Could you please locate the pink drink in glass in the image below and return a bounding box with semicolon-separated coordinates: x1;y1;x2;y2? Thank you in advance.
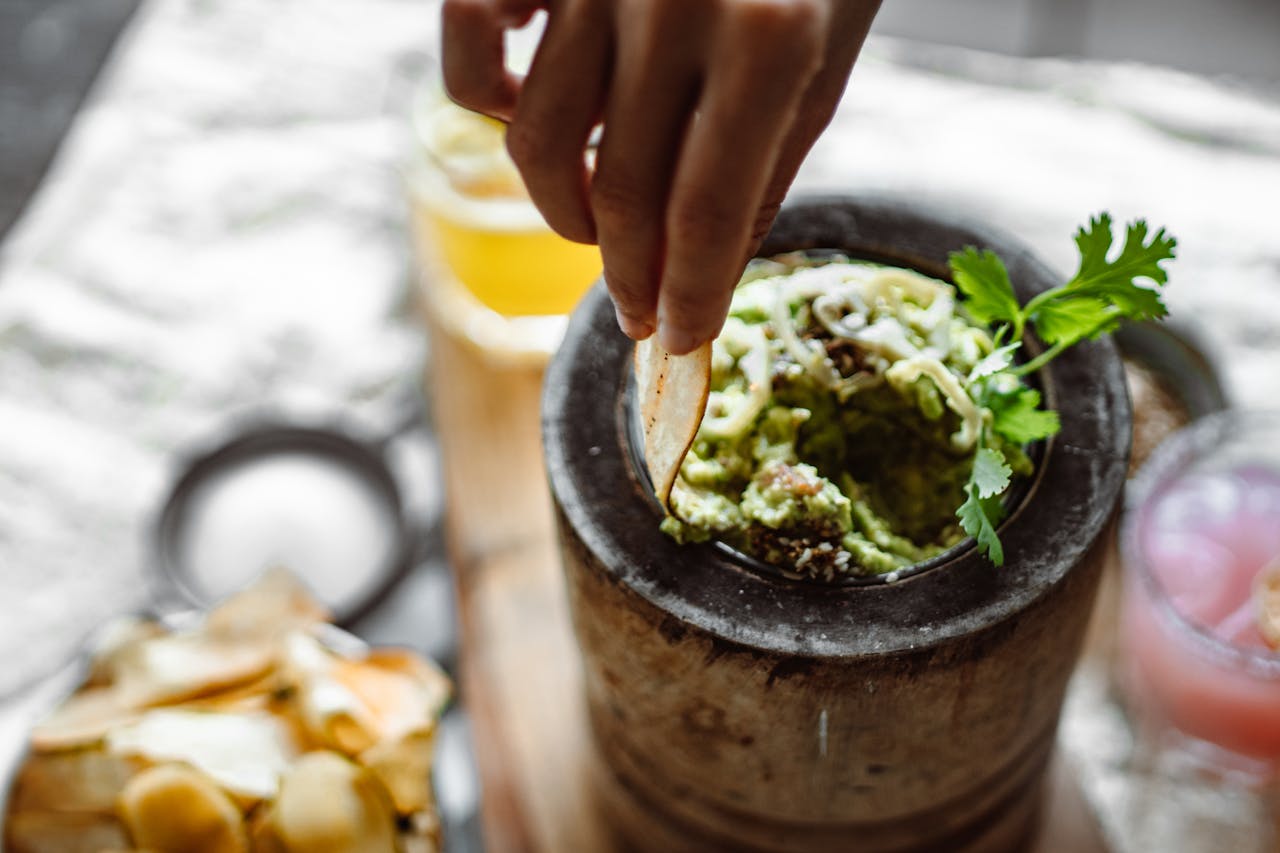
1122;425;1280;776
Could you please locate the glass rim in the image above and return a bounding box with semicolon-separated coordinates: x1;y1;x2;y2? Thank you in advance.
408;66;600;188
1121;408;1280;677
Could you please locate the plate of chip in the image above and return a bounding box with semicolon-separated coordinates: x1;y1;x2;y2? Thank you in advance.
1;570;467;853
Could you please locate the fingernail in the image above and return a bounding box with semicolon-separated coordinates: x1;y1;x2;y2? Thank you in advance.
657;322;702;355
615;306;654;340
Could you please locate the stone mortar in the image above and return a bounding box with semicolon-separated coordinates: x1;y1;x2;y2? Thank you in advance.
543;195;1131;852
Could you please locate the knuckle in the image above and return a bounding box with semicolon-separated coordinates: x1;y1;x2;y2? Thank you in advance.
784;0;825;31
503;120;545;172
441;76;476;110
629;0;681;26
796;96;839;137
442;0;492;27
721;0;825;86
669;200;737;248
733;0;824;39
663;281;725;322
605;268;657;314
590;172;653;232
749;199;782;244
443;80;493;115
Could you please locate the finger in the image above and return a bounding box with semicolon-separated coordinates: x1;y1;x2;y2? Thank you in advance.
506;0;612;244
590;0;711;340
656;0;826;354
748;0;882;258
441;0;542;121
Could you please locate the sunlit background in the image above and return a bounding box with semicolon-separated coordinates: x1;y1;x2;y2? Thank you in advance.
880;0;1280;80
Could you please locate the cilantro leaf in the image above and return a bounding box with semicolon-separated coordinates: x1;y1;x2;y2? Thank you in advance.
1008;213;1176;378
1071;213;1118;275
949;247;1021;328
987;386;1061;444
1032;298;1120;346
958;445;1013;565
1073;215;1176;288
1057;214;1175;321
969;343;1020;382
948;212;1176;568
958;485;1005;566
971;447;1012;498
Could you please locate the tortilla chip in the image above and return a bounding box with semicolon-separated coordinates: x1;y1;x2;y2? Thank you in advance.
204;568;329;643
399;810;444;853
1255;561;1280;649
363;650;452;718
112;634;275;708
9;748;145;814
85;617;165;688
107;709;299;801
359;729;437;815
182;672;282;714
33;644;278;753
30;687;140;752
283;634;450;756
118;764;249;853
246;805;289;853
4;811;130;853
634;338;712;508
271;752;398;853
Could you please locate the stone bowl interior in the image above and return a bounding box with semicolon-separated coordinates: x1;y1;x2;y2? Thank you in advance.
618;325;1045;590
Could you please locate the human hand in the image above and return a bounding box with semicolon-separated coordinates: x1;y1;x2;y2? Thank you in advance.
442;0;881;354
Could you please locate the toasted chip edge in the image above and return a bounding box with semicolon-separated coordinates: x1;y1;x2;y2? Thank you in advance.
634;338;712;510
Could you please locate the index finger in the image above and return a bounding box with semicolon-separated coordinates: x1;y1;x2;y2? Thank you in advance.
656;1;825;354
749;0;880;257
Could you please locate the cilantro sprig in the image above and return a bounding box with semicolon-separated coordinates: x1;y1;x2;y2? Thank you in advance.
949;213;1176;565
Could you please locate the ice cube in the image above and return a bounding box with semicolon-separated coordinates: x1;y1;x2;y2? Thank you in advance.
1142;532;1239;627
1214;598;1271;650
1147;473;1243;537
1208;509;1280;576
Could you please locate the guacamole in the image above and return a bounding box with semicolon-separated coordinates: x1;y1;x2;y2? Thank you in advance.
660;255;1032;579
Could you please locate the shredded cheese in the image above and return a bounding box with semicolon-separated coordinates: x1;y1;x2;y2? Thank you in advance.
699;326;772;440
885;356;982;451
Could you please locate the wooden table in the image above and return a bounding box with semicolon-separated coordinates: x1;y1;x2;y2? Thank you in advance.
423;302;1109;853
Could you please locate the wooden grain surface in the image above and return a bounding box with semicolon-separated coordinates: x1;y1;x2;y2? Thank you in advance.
423;306;1109;853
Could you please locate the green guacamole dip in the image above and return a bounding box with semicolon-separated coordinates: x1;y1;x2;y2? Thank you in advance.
660;254;1032;580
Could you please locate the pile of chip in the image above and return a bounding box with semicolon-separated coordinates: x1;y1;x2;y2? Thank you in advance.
4;570;451;853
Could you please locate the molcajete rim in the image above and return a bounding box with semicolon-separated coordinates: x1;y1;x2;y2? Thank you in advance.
544;194;1131;658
